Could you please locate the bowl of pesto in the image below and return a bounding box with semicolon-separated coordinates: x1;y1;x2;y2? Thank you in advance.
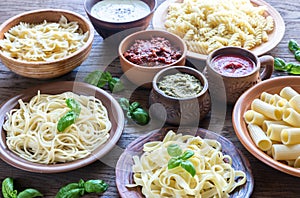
149;66;211;125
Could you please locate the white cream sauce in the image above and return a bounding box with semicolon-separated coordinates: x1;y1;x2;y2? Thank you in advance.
91;0;151;23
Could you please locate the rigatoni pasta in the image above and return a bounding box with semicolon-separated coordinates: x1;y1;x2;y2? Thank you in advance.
244;86;300;168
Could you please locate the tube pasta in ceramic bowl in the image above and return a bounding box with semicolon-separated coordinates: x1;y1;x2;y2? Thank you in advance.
233;77;300;177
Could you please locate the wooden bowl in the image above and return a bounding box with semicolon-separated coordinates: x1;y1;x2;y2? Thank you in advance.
84;0;157;39
0;81;124;173
0;9;94;79
233;76;300;177
118;30;187;88
149;66;211;125
115;127;254;197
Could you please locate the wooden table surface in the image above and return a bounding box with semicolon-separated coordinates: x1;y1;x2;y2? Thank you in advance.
0;0;299;197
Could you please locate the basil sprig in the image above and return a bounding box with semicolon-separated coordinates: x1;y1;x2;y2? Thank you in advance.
57;98;81;132
85;70;124;92
1;177;42;198
167;144;196;177
55;179;108;198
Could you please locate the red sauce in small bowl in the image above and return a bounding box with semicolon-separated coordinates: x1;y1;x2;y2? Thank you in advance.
211;54;255;76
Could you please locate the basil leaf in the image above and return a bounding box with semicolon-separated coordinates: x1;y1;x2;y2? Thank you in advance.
130;108;150;125
66;98;81;116
167;158;181;169
84;180;108;193
84;71;103;86
57;111;77;132
129;102;140;112
288;39;300;53
56;188;84;198
119;98;130;111
180;160;196;177
17;189;42;198
295;50;300;62
2;178;17;198
100;71;112;82
55;183;81;198
167;144;182;157
180;150;194;160
108;77;124;92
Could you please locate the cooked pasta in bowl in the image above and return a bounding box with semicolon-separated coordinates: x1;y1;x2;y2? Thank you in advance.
0;81;124;173
0;9;94;79
233;76;300;177
116;127;254;198
152;0;285;60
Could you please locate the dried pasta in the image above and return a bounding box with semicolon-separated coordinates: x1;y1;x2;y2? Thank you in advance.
128;130;246;198
0;16;89;61
164;0;275;54
243;86;300;168
3;91;111;164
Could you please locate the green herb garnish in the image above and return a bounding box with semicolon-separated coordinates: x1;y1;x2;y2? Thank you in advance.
85;70;124;92
167;144;196;177
119;98;150;125
57;98;81;132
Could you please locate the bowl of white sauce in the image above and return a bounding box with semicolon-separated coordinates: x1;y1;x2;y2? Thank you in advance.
84;0;157;39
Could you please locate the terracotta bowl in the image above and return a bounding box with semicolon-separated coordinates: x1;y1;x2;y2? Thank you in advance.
149;66;211;125
119;30;187;88
84;0;157;39
115;127;254;198
0;9;94;79
233;76;300;177
0;81;124;173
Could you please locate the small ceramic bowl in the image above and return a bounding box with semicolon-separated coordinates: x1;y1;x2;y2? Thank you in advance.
0;81;124;173
0;9;94;79
233;76;300;177
84;0;157;39
119;30;187;88
149;66;211;125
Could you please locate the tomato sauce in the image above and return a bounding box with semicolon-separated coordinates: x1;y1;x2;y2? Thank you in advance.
211;54;255;76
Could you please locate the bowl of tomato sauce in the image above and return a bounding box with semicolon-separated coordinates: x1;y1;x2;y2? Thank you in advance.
118;30;187;88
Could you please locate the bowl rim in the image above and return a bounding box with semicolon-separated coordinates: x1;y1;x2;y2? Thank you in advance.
0;81;124;173
118;29;187;70
152;65;209;100
233;76;300;177
83;0;158;25
0;8;94;64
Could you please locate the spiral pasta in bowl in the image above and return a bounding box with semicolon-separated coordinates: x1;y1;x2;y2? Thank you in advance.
152;0;285;60
116;127;254;198
233;76;300;177
0;81;124;173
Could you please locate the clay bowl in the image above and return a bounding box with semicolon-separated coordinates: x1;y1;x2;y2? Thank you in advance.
149;66;211;125
233;76;300;177
0;9;94;79
119;30;187;88
84;0;157;39
0;81;124;173
115;127;254;198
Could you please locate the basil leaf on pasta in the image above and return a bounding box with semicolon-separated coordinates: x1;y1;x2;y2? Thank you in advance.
167;144;182;157
180;160;196;177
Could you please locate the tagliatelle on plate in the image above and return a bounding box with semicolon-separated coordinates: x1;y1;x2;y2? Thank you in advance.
0;15;89;62
128;130;247;198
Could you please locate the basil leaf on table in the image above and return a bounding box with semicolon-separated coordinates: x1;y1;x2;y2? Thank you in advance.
108;77;124;92
288;39;300;53
17;189;43;198
2;178;17;198
84;180;108;193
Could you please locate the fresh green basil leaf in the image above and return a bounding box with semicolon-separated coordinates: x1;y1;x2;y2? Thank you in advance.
56;188;84;198
17;189;43;198
180;150;194;160
66;98;81;116
108;77;124;92
129;102;140;112
119;98;130;111
57;111;77;132
100;71;112;82
84;180;108;193
2;178;17;198
84;71;103;86
288;39;300;53
167;158;181;169
55;183;81;198
295;50;300;62
130;108;150;125
180;160;196;177
167;144;182;157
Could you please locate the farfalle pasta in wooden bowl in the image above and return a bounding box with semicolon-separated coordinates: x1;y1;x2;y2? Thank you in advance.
116;127;254;198
233;76;300;177
152;0;285;60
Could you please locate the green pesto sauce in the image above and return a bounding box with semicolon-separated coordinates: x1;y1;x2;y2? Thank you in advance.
157;73;203;98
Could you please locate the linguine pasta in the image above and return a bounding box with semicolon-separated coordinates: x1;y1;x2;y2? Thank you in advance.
129;130;246;198
3;91;111;164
